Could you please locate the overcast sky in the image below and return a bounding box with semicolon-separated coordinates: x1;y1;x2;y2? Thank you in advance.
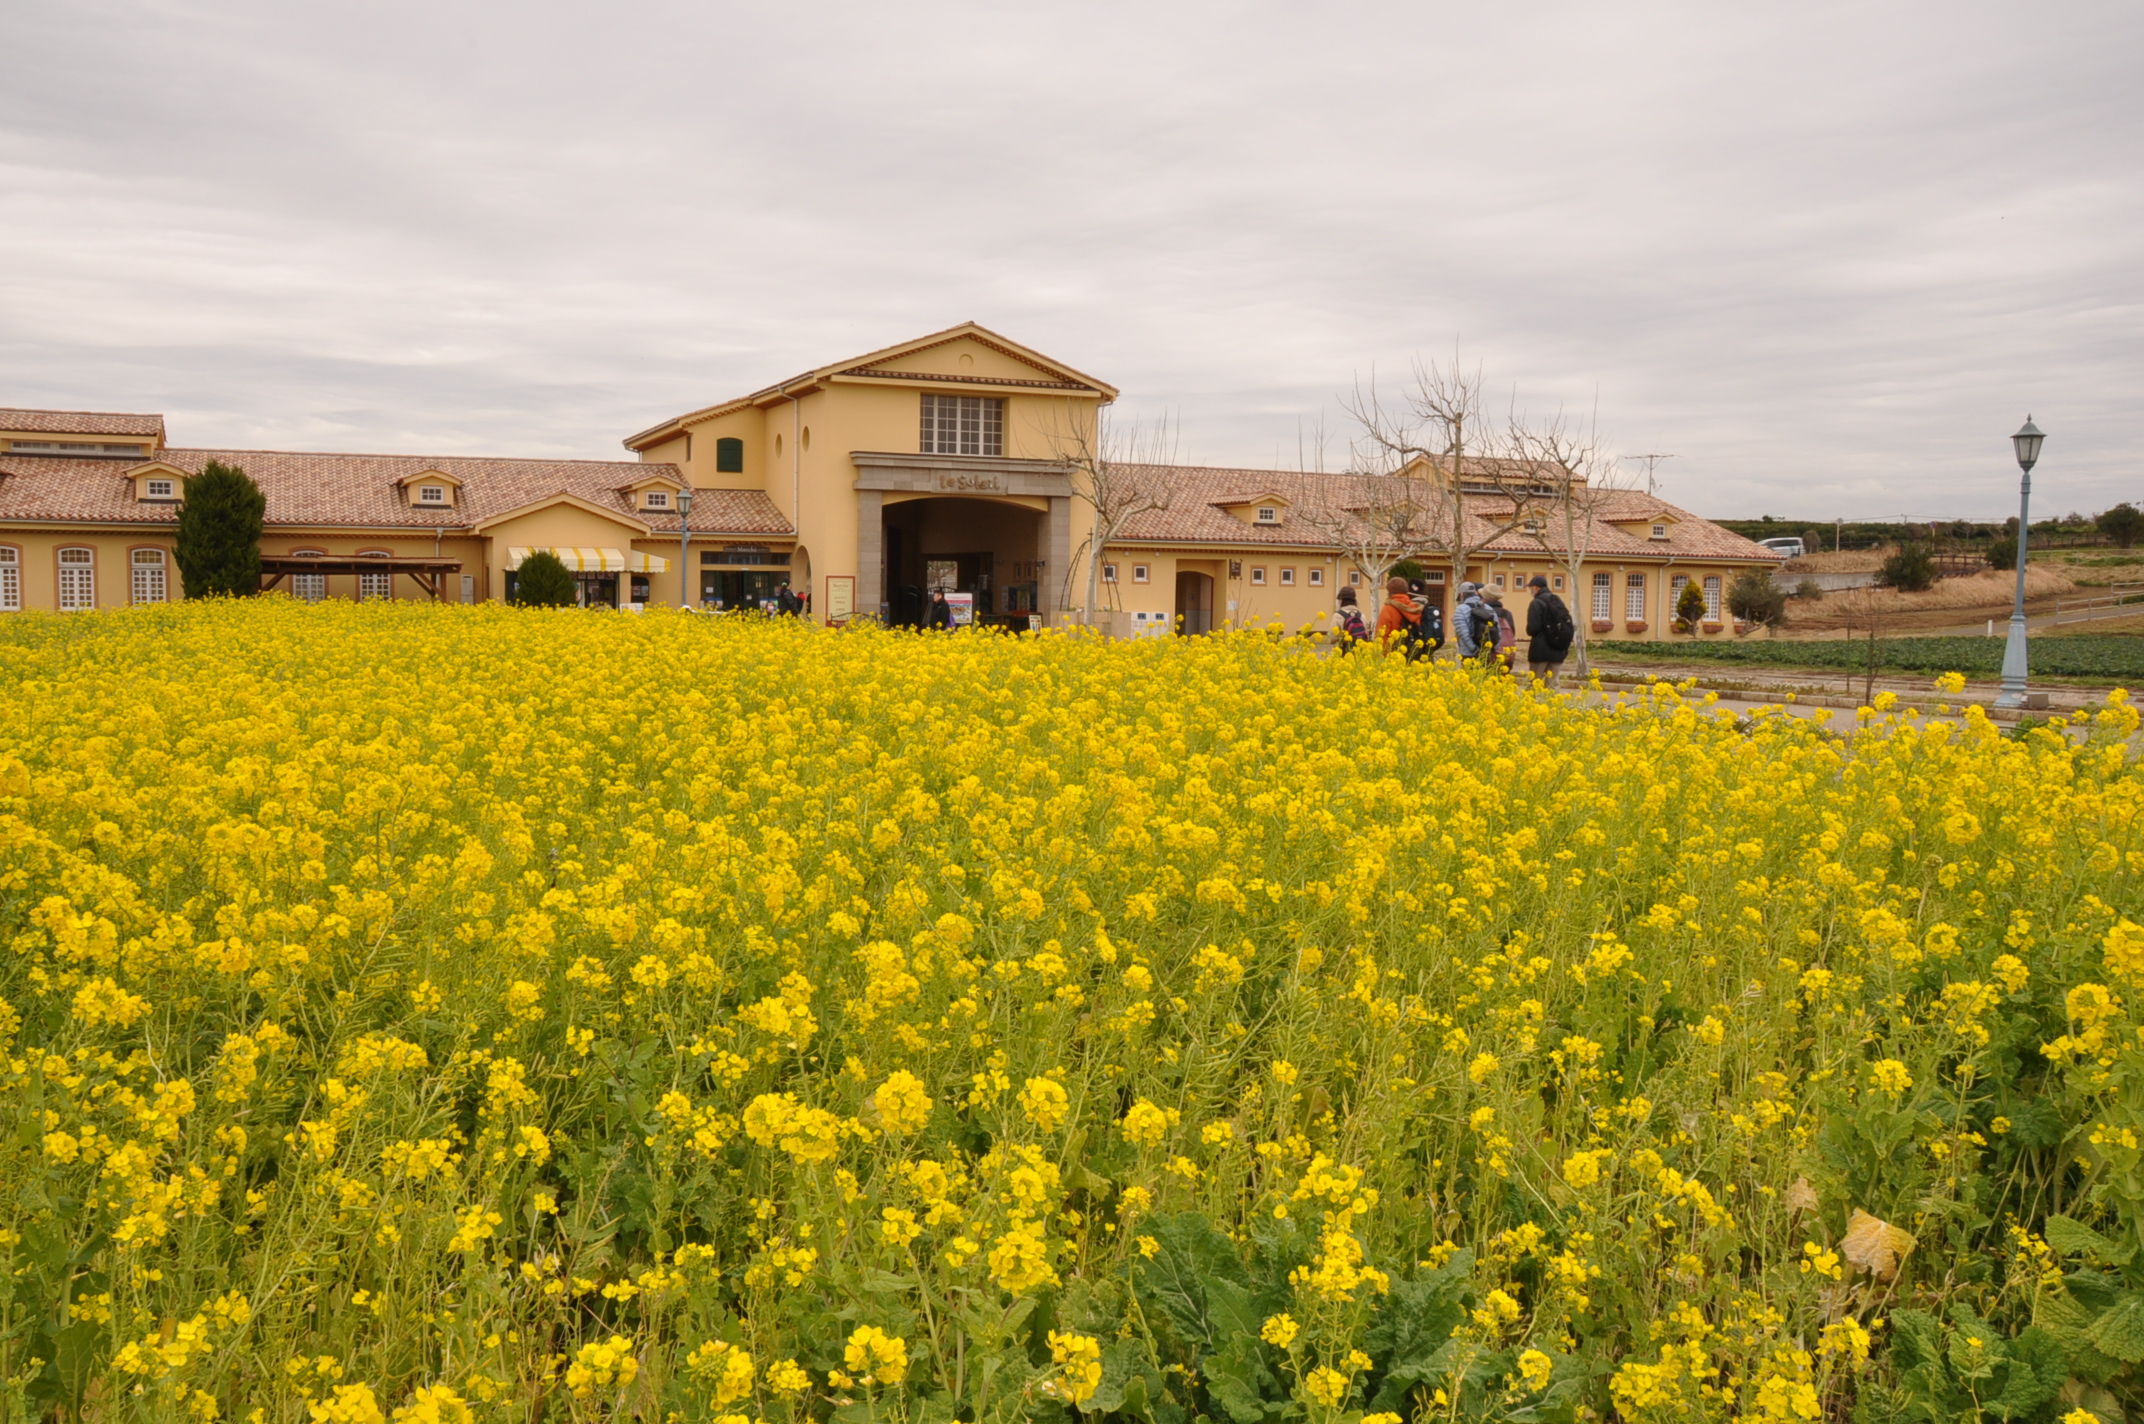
4;1;2139;519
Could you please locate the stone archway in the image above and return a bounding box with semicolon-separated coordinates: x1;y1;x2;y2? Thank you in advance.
852;453;1074;627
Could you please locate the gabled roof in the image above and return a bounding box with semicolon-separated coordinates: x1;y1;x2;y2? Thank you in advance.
472;491;650;535
1101;463;1783;563
394;468;464;488
1212;490;1293;509
623;322;1118;450
0;408;165;438
0;446;793;535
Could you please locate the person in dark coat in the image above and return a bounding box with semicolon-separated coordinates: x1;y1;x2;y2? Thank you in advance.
927;590;953;630
1522;574;1575;685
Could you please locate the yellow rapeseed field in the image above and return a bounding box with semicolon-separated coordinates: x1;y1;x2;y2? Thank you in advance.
3;600;2142;1424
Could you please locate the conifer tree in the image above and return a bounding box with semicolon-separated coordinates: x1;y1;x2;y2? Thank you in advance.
513;551;578;607
175;460;266;598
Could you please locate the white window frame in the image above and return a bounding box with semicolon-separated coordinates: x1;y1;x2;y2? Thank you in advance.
0;546;18;611
1349;570;1362;586
1626;573;1646;621
1101;562;1118;584
644;490;671;510
145;478;174;500
1280;567;1295;586
1592;570;1612;621
918;394;1004;456
1308;567;1324;587
1255;507;1278;524
1553;574;1564;591
1704;575;1723;621
1132;564;1150;584
57;547;94;611
130;547;168;605
1651;523;1667;540
358;552;392;603
1250;566;1267;586
292;549;327;603
418;484;447;505
1425;569;1446;584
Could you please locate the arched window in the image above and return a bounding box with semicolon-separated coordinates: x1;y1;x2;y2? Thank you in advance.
0;546;18;612
131;547;169;605
291;549;327;603
358;551;392;602
57;547;94;611
715;437;744;473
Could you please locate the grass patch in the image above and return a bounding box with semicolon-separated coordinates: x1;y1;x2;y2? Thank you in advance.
1590;634;2144;680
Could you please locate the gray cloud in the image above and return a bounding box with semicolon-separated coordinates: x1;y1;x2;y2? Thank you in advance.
2;0;2138;517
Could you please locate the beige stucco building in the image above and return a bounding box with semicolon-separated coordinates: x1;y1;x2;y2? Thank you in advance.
0;323;1781;638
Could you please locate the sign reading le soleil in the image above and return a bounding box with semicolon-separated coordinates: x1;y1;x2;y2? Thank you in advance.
934;471;1006;494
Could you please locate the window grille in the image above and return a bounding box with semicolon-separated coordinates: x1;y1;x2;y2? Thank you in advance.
58;548;93;611
146;479;174;499
1626;573;1645;621
645;490;670;509
919;395;1004;456
359;553;391;603
0;547;17;611
1592;571;1612;620
418;485;446;504
131;548;166;604
1704;576;1722;620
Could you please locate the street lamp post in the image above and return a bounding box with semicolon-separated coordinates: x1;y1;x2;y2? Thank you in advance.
677;486;695;609
1993;416;2045;709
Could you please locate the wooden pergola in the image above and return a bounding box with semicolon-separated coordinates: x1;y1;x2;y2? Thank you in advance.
259;555;465;601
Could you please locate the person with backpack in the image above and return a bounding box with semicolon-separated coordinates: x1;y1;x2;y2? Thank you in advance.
1486;593;1518;673
1334;586;1370;654
1374;576;1422;656
1523;574;1575;686
1454;582;1497;662
1406;580;1445;660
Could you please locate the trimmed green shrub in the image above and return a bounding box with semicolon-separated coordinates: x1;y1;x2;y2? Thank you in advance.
513;551;577;607
1674;579;1707;631
175;460;265;598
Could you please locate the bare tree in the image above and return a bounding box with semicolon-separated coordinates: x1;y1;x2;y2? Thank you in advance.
1045;403;1179;627
1294;468;1441;619
1499;404;1627;678
1343;352;1526;601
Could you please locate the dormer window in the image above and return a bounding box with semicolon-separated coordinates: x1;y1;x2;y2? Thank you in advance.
1650;523;1668;540
1256;507;1279;524
645;490;671;510
146;478;174;500
418;485;446;505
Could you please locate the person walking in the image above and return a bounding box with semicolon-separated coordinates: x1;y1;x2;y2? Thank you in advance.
1334;586;1370;654
1454;581;1497;662
1375;576;1422;655
1522;574;1575;686
1486;592;1518;673
1407;580;1446;659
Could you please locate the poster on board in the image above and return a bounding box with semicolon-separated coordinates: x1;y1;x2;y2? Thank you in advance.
945;592;974;627
824;575;855;625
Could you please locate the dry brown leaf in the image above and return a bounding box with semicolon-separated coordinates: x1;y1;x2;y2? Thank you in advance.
1785;1177;1819;1216
1840;1207;1916;1281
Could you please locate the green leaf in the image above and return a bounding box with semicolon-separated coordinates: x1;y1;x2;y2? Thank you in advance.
2084;1294;2144;1363
2046;1214;2134;1265
1134;1213;1249;1353
1202;1336;1280;1424
1988;1326;2065;1421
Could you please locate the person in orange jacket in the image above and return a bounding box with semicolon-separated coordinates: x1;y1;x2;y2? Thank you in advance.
1375;576;1421;654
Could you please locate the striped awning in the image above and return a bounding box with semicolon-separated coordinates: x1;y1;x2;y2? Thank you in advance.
507;547;670;574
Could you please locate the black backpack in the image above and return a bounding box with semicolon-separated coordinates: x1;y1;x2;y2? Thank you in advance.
1405;603;1443;660
1542;594;1574;648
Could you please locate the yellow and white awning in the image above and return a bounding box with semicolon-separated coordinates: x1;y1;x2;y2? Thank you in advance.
507;547;670;574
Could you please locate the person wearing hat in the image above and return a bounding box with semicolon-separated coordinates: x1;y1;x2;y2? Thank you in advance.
1453;581;1496;661
1522;573;1575;685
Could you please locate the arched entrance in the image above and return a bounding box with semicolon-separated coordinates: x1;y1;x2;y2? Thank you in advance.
1175;570;1213;635
880;496;1045;629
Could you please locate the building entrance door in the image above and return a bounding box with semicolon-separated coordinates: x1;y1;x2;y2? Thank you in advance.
576;574;618;607
705;569;782;611
1175;571;1213;635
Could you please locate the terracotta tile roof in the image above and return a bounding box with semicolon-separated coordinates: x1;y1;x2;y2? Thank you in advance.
0;446;792;536
0;408;165;438
1105;463;1781;564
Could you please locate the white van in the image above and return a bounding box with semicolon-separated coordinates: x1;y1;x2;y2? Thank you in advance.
1758;537;1805;559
